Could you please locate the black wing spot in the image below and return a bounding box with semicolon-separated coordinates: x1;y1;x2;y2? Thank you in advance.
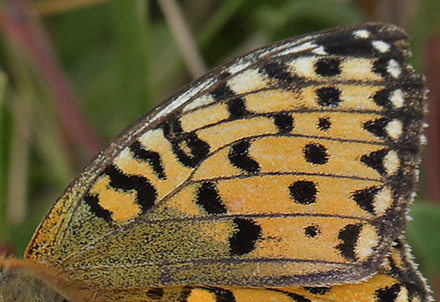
179;287;194;301
336;224;362;261
204;287;236;302
84;194;113;222
146;288;164;299
260;62;294;82
211;82;236;100
303;143;329;165
304;225;320;238
179;286;236;302
375;283;401;302
230;218;262;256
315;87;342;107
196;182;227;215
373;88;393;109
103;165;157;214
361;149;389;175
273;112;294;133
317;117;331;131
352;186;382;214
373;58;390;77
129;142;166;180
303;287;331;295
289;180;317;205
315;33;375;56
363;118;389;138
162;118;210;168
228;141;260;173
286;292;312;302
373;57;402;78
227;97;250;119
314;58;341;76
261;62;286;78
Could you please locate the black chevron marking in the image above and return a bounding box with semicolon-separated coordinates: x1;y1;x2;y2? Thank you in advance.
129;141;166;180
161;118;210;168
228;141;260;173
103;165;157;214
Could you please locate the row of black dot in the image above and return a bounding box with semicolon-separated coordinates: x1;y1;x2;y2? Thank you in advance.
197;178;386;212
272;109;405;142
258;60;346;107
272;113;331;133
205;59;411;147
227;140;330;175
305;222;367;262
257;56;407;110
229;135;398;178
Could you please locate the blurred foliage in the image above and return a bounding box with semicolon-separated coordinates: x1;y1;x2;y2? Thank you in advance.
408;204;440;276
0;0;439;299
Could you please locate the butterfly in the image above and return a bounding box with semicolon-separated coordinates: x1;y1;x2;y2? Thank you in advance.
0;23;431;302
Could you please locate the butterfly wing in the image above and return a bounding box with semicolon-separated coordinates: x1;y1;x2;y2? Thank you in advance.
25;23;427;291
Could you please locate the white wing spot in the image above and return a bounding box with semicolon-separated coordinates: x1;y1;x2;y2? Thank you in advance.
420;134;427;145
372;40;391;53
390;89;405;108
311;45;327;55
396;287;409;302
374;187;393;216
183;94;216;112
384;150;400;175
288;57;316;78
386;119;403;140
355;224;379;261
387;59;401;78
114;148;133;168
227;69;267;94
354;29;371;39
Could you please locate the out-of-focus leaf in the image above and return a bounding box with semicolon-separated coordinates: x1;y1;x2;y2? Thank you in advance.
407;202;440;275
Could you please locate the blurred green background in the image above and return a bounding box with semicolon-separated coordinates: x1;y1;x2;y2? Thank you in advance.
0;0;439;300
